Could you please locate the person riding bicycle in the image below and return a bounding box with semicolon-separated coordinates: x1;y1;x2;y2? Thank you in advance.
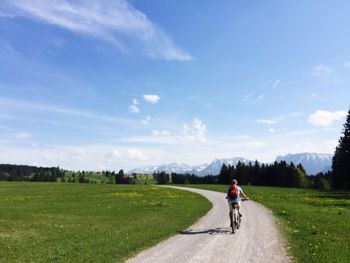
226;179;249;228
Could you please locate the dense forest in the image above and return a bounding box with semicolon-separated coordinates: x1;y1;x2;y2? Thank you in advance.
0;164;63;182
0;164;130;184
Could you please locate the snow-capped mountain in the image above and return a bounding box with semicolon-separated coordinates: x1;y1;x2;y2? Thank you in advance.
128;153;333;176
196;157;252;176
128;162;195;175
276;153;333;175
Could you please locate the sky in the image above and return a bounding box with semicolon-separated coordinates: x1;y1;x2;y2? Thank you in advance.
0;0;349;171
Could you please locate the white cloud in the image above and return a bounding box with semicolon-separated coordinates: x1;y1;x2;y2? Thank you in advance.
308;110;347;127
268;128;275;133
179;118;206;142
129;104;140;114
141;115;151;124
152;130;171;136
129;98;140;113
3;0;192;61
143;94;160;104
311;64;333;78
257;119;276;125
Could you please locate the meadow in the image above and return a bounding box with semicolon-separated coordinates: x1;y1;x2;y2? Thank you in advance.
0;182;211;262
181;184;350;263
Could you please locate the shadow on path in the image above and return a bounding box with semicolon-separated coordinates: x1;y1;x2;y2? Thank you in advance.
178;227;231;235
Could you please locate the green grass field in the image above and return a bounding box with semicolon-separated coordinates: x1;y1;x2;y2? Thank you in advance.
180;184;350;263
0;182;211;262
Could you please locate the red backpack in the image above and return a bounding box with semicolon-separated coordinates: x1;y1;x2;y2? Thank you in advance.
228;185;239;199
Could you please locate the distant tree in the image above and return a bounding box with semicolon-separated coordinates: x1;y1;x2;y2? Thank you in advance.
218;164;229;184
0;172;10;181
332;108;350;189
156;171;168;184
251;160;260;184
115;169;126;184
79;174;86;183
294;165;308;188
297;164;306;176
313;174;331;190
109;176;115;184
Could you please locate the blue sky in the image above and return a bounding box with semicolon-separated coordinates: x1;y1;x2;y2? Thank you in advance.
0;0;349;171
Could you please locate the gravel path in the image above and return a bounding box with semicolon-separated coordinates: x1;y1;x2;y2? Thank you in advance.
127;186;291;263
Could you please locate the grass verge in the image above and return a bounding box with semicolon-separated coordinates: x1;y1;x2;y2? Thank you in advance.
177;184;350;263
0;182;211;262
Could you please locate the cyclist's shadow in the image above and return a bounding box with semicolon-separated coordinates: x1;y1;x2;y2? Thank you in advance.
178;227;232;235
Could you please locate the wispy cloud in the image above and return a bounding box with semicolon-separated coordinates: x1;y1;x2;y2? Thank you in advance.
143;94;160;104
14;132;32;140
0;125;33;141
0;96;133;125
0;11;15;18
271;79;281;88
286;127;337;136
152;130;171;137
0;40;21;58
0;125;18;132
0;113;16;120
178;118;206;142
2;0;192;61
309;110;347;127
310;64;333;78
141;115;151;125
243;79;286;103
256;112;302;126
257;119;276;125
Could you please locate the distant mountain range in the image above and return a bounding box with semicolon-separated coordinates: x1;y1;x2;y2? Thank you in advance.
128;153;333;176
276;153;333;175
127;157;251;176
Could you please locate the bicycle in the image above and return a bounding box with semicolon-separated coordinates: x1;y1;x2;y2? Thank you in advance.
230;198;248;234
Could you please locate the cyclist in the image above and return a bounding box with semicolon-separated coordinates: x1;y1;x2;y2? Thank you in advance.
226;179;249;228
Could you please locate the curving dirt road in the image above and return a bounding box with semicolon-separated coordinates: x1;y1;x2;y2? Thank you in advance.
127;186;291;263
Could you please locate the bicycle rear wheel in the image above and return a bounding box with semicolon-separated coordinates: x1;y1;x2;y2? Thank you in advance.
237;216;241;229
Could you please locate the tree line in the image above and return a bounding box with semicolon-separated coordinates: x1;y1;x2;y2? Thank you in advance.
0;164;63;182
155;160;312;188
0;164;133;184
